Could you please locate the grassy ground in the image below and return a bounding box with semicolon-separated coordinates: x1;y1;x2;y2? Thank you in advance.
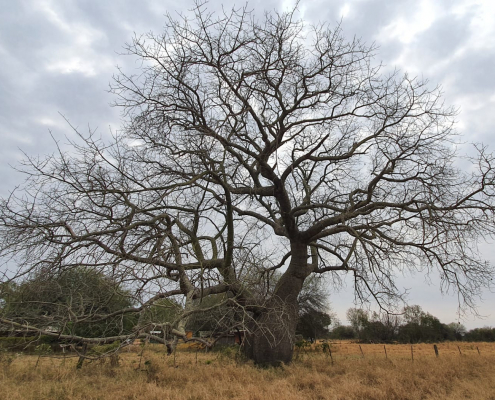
1;342;494;399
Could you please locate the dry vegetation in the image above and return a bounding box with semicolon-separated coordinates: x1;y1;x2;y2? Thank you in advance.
1;342;494;400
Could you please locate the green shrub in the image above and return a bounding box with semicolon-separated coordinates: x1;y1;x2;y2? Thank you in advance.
214;345;238;360
295;340;311;350
35;343;53;355
90;341;121;355
0;335;61;352
0;336;38;351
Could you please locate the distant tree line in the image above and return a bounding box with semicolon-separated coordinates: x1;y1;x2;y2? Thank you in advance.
2;268;492;346
329;305;495;343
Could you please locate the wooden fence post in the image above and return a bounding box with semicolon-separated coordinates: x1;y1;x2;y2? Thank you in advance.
410;345;414;362
328;346;334;365
457;346;462;356
477;346;481;356
433;344;439;357
76;343;88;370
359;345;365;358
384;345;387;359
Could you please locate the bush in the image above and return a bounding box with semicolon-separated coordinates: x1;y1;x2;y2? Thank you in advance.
90;341;121;355
464;327;495;342
0;336;40;352
35;343;53;355
0;335;63;352
212;345;238;360
330;326;356;340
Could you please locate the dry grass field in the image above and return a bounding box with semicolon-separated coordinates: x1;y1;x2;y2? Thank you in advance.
1;341;494;400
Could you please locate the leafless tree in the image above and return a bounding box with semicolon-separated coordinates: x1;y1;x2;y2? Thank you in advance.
1;3;495;365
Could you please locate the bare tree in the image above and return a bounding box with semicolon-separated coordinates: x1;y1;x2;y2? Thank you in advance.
1;4;495;365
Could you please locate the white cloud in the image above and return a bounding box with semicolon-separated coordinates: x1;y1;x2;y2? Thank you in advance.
377;0;438;45
46;57;98;77
33;0;113;77
464;1;495;50
37;117;65;128
340;3;351;18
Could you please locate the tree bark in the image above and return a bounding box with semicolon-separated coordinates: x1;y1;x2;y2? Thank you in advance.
76;343;88;370
243;296;298;366
243;241;311;366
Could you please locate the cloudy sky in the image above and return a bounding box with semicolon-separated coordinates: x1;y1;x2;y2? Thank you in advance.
1;0;494;328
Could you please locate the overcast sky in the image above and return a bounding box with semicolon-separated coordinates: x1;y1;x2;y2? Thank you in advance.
1;0;494;328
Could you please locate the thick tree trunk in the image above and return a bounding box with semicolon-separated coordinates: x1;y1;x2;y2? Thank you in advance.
243;241;311;366
243;297;299;365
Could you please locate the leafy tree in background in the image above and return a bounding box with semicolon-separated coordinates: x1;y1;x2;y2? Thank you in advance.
397;306;452;343
296;309;332;342
1;267;135;338
296;276;334;341
329;325;356;340
402;305;424;325
1;4;495;365
346;308;370;340
464;327;495;342
446;322;467;341
185;293;243;335
142;298;183;337
361;312;400;342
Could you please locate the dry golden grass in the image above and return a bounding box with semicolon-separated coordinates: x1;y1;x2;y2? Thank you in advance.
1;342;494;400
327;341;492;359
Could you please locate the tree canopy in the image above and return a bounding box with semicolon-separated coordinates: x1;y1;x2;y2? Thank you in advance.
1;4;495;365
1;267;135;338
